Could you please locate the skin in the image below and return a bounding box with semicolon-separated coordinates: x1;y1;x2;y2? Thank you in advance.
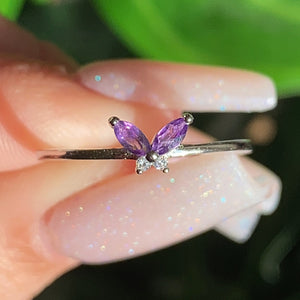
0;16;281;299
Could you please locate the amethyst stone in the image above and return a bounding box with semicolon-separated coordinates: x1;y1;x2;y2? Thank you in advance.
151;118;188;155
114;120;151;156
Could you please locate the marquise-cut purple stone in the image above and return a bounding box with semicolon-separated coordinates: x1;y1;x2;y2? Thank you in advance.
114;120;151;156
151;118;188;155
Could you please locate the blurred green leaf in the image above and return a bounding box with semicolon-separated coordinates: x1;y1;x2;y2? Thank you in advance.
93;0;300;96
30;0;52;5
0;0;25;20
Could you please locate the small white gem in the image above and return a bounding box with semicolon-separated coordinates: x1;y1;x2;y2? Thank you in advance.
153;156;168;170
136;156;151;173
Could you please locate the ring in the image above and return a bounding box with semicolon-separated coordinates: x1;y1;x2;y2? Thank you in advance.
38;113;252;174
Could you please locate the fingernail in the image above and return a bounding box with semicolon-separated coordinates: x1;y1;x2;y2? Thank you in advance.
78;60;277;112
41;154;269;264
214;157;281;242
240;157;282;215
215;210;261;243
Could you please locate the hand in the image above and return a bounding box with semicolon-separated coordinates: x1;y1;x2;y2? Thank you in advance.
0;16;281;299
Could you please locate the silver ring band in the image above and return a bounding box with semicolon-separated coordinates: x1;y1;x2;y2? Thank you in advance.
37;139;252;160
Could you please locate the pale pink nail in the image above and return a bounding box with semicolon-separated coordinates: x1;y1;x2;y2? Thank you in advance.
241;158;282;215
41;153;278;264
215;210;261;243
215;189;280;243
214;157;281;242
78;60;277;112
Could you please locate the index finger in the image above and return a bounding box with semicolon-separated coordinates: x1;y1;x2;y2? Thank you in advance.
0;59;276;172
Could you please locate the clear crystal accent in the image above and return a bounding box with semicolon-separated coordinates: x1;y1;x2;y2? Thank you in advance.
136;155;169;173
153;156;168;170
136;156;151;173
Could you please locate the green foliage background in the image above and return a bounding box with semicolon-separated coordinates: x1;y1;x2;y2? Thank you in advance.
1;0;300;95
94;0;300;96
0;0;298;299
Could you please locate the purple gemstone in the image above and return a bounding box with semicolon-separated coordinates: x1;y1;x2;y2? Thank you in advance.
114;120;151;156
151;118;188;155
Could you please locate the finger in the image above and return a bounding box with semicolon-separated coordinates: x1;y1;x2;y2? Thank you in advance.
0;15;77;70
39;152;280;264
0;62;280;298
0;131;228;298
0;57;171;172
0;57;175;297
38;40;78;70
0;58;276;172
77;60;276;112
0;131;280;267
0;161;121;299
1;111;175;298
0;130;280;298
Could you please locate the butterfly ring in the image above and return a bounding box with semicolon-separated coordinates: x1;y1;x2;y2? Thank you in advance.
38;113;252;174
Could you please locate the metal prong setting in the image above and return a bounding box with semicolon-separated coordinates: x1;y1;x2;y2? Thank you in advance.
182;112;194;125
108;116;120;128
136;169;143;175
146;151;159;162
163;167;169;173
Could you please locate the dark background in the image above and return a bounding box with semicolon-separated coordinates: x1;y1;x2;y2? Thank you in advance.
17;1;299;299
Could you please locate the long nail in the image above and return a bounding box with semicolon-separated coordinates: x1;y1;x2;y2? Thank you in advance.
41;153;277;263
78;60;277;112
214;157;281;242
215;210;261;243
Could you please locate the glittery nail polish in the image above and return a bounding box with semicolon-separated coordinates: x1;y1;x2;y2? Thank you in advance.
78;60;277;112
41;154;276;263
